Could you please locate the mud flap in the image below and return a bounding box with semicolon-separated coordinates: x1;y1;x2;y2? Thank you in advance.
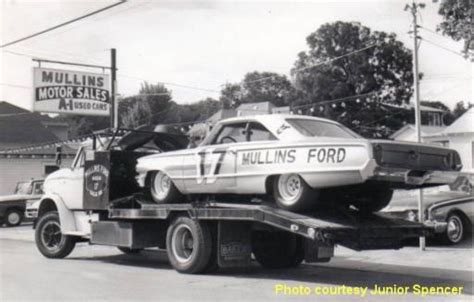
304;239;334;263
217;221;252;268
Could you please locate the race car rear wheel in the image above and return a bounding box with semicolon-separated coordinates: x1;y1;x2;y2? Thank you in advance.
272;174;315;212
150;171;182;204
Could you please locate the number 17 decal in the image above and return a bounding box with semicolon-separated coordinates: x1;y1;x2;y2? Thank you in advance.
196;148;228;184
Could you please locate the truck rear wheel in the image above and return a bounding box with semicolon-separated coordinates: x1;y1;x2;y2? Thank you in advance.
166;216;212;274
252;231;304;269
35;211;76;259
150;171;182;204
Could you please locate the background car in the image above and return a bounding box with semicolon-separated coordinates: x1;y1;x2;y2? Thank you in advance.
0;179;44;227
383;186;473;244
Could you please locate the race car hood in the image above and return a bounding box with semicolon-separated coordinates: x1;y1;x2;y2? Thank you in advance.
118;125;189;151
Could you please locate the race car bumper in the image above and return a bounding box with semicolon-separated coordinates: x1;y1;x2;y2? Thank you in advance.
371;167;462;186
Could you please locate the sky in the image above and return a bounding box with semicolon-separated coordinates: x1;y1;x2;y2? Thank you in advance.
1;0;472;111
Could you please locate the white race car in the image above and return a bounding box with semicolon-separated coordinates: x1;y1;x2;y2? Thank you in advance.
136;114;462;212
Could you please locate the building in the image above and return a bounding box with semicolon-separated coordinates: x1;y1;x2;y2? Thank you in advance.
424;108;474;173
0;101;75;194
188;102;290;141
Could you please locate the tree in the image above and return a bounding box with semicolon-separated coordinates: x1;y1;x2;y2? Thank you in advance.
452;100;473;119
220;72;298;108
292;21;415;137
437;0;473;58
118;82;173;127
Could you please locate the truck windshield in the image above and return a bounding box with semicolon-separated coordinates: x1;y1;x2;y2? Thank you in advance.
286;119;359;138
14;182;32;195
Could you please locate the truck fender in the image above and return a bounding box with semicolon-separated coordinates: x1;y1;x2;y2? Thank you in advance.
37;193;77;234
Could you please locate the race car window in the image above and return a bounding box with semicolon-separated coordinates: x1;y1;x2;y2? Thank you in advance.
248;122;277;141
286;119;359;138
212;123;248;144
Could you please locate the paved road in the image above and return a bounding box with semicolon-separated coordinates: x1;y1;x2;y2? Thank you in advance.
0;225;472;301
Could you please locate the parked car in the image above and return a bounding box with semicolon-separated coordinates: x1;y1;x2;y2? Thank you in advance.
136;114;462;213
0;179;44;227
383;189;473;244
427;195;473;244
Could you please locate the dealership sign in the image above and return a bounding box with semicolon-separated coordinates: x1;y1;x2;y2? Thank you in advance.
33;67;110;116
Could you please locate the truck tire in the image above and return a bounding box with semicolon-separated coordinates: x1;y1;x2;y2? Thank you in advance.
35;211;76;259
252;231;304;269
150;171;183;204
166;216;212;274
353;188;393;213
5;209;23;227
117;247;143;254
272;174;316;212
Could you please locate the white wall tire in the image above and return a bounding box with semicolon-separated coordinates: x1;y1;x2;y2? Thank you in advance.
166;216;212;274
444;213;466;244
150;171;182;204
272;174;316;212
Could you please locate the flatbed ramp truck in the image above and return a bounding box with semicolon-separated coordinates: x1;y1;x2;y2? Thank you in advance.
33;130;436;274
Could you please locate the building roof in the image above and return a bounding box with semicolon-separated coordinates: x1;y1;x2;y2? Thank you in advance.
0;102;62;149
390;124;446;140
237;101;275;113
206;109;237;124
439;108;474;135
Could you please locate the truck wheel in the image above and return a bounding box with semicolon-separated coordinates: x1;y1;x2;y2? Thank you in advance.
354;188;393;213
150;171;182;204
5;209;23;227
272;174;316;212
443;213;467;244
117;247;143;254
35;211;76;259
166;216;212;274
252;231;304;269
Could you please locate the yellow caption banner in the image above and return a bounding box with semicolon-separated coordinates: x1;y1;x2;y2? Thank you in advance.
274;284;464;297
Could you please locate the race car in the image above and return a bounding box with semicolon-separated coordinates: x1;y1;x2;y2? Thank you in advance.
136;114;462;212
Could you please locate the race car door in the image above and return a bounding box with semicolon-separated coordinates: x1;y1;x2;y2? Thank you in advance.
182;122;248;193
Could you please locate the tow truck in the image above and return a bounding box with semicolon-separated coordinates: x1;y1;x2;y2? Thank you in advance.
33;127;441;274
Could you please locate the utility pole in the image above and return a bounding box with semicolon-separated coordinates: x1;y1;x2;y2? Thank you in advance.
406;1;425;251
110;48;117;129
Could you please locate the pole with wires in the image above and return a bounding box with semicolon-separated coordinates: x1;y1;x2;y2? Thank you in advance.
110;48;118;129
406;0;425;251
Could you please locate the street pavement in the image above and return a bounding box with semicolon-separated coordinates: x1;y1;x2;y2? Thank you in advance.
0;224;472;301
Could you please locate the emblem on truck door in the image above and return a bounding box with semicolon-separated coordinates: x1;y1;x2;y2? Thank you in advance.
85;164;109;197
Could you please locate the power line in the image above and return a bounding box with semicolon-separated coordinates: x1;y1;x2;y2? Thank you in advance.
0;83;32;89
421;38;465;58
290;91;379;110
118;74;220;93
294;43;378;73
418;25;454;42
1;1;127;48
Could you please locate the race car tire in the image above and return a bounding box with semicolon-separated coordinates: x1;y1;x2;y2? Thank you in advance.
353;188;393;213
5;208;23;227
443;213;468;244
35;211;76;259
166;216;212;274
150;171;183;204
252;231;304;269
117;247;143;254
272;174;316;212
